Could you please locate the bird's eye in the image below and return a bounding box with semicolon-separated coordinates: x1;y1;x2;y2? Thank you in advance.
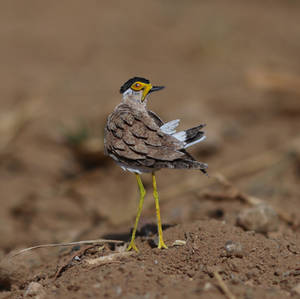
131;82;143;90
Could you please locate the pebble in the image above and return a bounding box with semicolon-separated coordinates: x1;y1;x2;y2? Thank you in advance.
115;286;122;296
203;282;213;291
237;204;279;233
24;282;46;298
224;240;244;258
73;256;81;261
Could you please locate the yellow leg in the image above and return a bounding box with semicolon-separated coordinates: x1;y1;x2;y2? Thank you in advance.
152;172;168;249
127;173;146;252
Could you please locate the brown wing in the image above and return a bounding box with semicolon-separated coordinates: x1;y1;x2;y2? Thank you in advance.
147;110;164;127
104;104;185;163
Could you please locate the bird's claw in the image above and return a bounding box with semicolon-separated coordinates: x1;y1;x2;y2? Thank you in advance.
158;238;168;249
127;241;139;252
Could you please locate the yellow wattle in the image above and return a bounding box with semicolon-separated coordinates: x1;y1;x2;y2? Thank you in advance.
142;83;152;101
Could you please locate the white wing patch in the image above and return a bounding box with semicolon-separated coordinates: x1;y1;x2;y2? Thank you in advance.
184;135;206;148
172;131;186;141
120;165;142;174
161;120;206;148
160;119;180;135
172;131;206;148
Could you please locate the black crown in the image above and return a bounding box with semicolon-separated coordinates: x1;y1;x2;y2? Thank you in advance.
120;77;150;94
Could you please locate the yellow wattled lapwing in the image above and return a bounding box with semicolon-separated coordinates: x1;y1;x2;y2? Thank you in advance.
104;77;207;252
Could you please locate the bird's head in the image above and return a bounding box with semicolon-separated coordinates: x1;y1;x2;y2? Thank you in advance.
120;77;164;104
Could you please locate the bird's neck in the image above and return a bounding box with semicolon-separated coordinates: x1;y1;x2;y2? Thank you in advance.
122;96;147;111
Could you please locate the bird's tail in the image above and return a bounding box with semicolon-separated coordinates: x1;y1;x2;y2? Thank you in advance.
171;159;208;174
190;160;208;175
172;124;206;148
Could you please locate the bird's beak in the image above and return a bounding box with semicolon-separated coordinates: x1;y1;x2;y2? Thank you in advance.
149;86;165;93
142;84;164;101
142;84;165;101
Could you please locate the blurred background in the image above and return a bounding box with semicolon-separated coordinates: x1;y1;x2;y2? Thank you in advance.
0;0;300;254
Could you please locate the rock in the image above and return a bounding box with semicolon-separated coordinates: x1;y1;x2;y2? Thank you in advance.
237;204;279;233
24;282;46;298
224;240;244;258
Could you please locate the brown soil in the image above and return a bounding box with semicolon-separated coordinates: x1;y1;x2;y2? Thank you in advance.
1;1;300;298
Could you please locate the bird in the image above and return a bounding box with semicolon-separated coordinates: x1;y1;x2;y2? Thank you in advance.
104;77;207;252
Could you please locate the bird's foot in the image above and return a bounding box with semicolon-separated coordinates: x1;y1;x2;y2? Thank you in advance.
158;238;168;249
127;241;139;252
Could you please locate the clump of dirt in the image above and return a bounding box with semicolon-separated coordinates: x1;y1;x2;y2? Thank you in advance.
3;220;299;298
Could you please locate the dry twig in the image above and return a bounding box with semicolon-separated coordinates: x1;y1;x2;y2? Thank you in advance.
8;239;123;258
85;251;135;266
214;270;236;299
54;245;96;280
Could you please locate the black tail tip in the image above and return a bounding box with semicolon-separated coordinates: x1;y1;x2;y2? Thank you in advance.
201;168;209;177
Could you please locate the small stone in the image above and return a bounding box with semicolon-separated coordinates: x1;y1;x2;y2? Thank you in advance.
224;240;244;258
115;286;122;296
237;204;279;233
292;283;300;295
73;256;81;261
203;282;213;291
93;283;101;289
25;282;46;298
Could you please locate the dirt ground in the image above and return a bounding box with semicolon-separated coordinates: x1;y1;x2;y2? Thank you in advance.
1;1;300;298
